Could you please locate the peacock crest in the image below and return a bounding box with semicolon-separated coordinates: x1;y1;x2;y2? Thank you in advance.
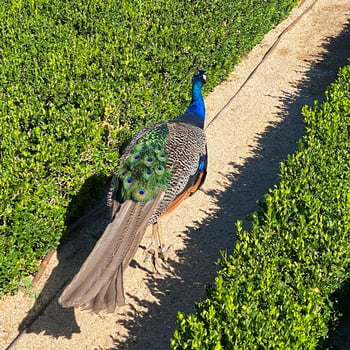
117;123;173;202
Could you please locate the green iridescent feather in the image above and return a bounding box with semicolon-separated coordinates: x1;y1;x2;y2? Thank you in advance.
117;124;173;202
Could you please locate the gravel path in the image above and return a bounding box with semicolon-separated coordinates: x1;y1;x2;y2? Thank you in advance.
1;0;350;348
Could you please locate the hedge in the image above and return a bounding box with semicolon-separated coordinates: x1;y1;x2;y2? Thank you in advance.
0;0;298;294
171;64;350;349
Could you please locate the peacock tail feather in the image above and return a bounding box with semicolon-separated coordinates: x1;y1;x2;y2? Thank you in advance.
116;123;173;202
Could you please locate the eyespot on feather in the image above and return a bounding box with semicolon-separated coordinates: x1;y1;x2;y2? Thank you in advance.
156;153;167;162
131;187;154;201
143;168;153;181
128;153;142;165
118;168;128;177
155;165;165;175
122;173;133;191
154;145;163;153
144;156;154;166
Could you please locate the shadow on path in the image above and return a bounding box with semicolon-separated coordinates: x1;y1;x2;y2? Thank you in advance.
18;175;111;338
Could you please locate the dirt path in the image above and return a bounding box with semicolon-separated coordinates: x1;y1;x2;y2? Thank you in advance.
1;1;350;349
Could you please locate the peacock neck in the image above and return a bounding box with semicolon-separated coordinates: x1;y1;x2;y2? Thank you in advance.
179;80;205;128
192;80;204;102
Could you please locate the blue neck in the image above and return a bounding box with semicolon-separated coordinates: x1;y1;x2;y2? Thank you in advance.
176;79;205;128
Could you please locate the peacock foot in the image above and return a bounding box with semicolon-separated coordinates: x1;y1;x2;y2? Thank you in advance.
144;221;176;274
143;241;173;274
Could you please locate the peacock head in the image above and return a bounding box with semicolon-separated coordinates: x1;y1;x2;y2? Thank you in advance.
193;70;207;85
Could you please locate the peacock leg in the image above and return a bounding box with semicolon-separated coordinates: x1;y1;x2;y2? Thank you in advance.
144;222;171;274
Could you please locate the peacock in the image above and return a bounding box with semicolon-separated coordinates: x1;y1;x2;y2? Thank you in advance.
59;70;207;313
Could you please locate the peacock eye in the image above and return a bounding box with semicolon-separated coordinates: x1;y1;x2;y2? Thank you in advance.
139;189;146;195
134;154;141;160
145;169;152;175
146;157;153;162
126;176;133;183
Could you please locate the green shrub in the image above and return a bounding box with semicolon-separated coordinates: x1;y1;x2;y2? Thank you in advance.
0;0;298;294
171;65;350;349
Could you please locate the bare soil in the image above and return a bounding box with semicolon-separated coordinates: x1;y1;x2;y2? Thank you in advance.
1;0;350;349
